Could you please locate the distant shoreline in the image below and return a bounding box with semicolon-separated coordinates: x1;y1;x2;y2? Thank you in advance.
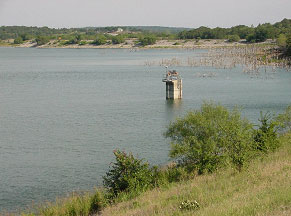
0;39;276;50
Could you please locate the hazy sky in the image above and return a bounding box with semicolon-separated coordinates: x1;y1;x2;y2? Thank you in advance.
0;0;290;28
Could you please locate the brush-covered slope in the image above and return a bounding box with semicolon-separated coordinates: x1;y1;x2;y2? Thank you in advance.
100;133;291;216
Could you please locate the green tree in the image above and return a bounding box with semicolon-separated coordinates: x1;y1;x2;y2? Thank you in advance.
20;34;31;41
285;34;291;56
276;105;291;132
35;36;49;45
111;35;125;44
165;102;254;173
13;36;23;44
103;150;153;197
66;34;82;44
277;34;287;47
254;112;279;153
228;35;240;42
92;35;107;45
139;35;157;46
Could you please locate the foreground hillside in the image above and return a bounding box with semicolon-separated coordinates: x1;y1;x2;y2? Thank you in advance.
100;133;291;216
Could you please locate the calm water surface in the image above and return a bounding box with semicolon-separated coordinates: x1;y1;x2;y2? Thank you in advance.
0;47;290;212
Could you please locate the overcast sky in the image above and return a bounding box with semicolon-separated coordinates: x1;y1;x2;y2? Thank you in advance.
0;0;290;28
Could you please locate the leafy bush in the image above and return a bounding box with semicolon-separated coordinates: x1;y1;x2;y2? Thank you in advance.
165;102;254;173
254;112;279;153
276;105;291;131
112;35;125;44
103;150;153;197
246;34;256;43
277;34;287;47
92;35;107;45
285;34;291;56
20;33;31;41
89;190;108;213
228;35;240;42
79;41;88;46
139;35;157;46
164;166;189;183
35;36;49;46
65;34;82;45
14;36;23;44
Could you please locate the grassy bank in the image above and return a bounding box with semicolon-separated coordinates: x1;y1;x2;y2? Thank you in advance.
101;133;291;216
19;132;291;216
17;103;291;216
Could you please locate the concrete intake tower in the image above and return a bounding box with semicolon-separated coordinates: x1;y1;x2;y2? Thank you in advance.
162;70;182;99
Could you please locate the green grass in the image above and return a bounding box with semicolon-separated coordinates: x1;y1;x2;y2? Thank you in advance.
101;133;291;216
17;132;291;216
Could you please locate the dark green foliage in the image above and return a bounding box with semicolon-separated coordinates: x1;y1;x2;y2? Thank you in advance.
276;106;291;132
286;34;291;56
18;33;31;41
139;35;157;46
0;19;290;43
277;34;287;47
79;41;87;46
111;35;125;44
254;112;279;153
246;24;278;43
246;34;256;43
165;102;254;173
164;166;189;183
228;35;240;42
13;36;23;44
35;36;49;45
92;35;107;45
178;19;290;41
277;34;291;57
65;34;82;45
103;150;153;197
89;190;108;213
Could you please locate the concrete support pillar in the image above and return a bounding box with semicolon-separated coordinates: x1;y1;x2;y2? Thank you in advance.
165;79;182;99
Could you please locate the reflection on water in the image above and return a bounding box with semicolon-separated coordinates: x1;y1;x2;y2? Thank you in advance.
165;99;183;121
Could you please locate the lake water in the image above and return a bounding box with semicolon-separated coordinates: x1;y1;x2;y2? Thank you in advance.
0;47;290;212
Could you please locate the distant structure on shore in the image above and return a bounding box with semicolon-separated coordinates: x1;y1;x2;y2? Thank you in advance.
162;68;182;99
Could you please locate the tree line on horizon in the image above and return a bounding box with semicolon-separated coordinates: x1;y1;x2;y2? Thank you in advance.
1;19;290;41
1;19;291;54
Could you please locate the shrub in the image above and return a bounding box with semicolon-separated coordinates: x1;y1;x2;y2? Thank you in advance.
20;34;31;41
164;166;189;183
65;34;82;45
79;41;87;46
276;105;291;132
92;35;107;45
112;35;125;44
228;35;240;42
285;34;291;56
89;190;108;213
165;102;254;173
277;34;287;47
139;35;157;46
246;34;256;43
103;150;153;197
254;112;279;153
14;36;23;44
35;36;49;46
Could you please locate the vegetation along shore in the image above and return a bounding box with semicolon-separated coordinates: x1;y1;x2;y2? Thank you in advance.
8;103;290;216
0;19;290;57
